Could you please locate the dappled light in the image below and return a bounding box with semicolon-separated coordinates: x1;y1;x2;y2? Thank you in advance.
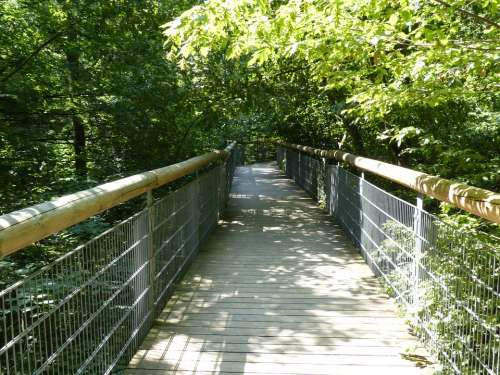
124;162;432;374
1;0;498;373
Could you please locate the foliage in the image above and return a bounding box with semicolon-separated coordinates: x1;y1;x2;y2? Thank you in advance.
0;0;232;215
0;0;242;283
164;0;499;228
379;218;499;373
166;0;499;117
0;1;499;372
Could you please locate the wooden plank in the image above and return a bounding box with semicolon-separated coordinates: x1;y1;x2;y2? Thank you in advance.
176;282;381;290
124;370;431;375
139;333;421;349
170;291;390;300
139;326;411;339
136;343;410;355
152;320;410;332
163;301;395;313
173;285;385;293
163;299;394;309
125;369;431;375
126;360;432;375
129;351;421;367
160;315;406;325
126;162;434;374
164;310;398;320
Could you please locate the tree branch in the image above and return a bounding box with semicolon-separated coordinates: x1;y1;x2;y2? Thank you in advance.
432;0;500;29
1;32;64;83
30;138;73;144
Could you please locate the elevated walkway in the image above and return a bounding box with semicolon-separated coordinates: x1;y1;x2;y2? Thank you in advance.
125;163;430;374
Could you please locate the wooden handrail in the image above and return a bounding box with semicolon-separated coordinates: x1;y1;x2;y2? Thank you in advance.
277;141;500;224
0;142;236;257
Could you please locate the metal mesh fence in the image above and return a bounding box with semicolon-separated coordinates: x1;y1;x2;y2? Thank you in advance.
0;151;236;374
278;146;500;375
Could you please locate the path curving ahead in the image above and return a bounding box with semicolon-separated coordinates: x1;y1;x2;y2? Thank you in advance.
125;162;433;375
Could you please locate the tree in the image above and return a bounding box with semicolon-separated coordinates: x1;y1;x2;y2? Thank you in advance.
163;0;499;208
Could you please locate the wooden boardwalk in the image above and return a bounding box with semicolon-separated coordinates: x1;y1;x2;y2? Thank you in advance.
125;163;432;374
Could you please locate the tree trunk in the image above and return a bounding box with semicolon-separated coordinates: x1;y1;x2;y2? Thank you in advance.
344;121;365;155
72;114;87;177
65;14;87;179
325;89;366;155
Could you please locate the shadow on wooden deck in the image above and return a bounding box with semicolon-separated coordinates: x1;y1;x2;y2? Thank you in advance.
123;162;434;375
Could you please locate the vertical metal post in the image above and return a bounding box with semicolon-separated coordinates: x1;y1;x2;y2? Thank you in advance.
327;161;335;217
360;172;365;207
146;190;156;317
216;163;222;220
319;157;326;205
284;148;288;176
295;151;302;186
334;160;341;218
194;170;201;246
359;172;365;246
413;194;424;309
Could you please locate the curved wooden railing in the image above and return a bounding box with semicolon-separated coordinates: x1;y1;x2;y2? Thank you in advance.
276;141;500;224
0;142;236;257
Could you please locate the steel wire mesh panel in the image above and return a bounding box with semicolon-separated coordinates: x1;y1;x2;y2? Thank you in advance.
278;147;324;201
278;146;500;375
0;154;236;374
0;211;151;375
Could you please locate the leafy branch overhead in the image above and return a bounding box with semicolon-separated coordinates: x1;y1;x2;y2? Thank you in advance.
164;0;499;120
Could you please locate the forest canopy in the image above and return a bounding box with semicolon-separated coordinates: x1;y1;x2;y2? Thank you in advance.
0;0;239;214
163;0;499;229
0;0;241;284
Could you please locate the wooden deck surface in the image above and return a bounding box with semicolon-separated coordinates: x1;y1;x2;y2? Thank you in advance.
125;162;433;374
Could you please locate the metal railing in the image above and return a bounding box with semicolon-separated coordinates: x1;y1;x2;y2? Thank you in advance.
0;145;237;374
278;146;499;375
